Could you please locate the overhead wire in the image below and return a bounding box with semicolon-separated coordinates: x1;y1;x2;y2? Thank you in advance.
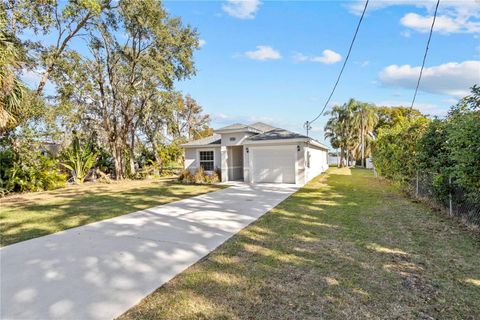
409;0;440;111
305;0;369;135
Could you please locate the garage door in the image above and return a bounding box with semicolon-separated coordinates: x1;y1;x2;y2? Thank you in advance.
251;146;296;183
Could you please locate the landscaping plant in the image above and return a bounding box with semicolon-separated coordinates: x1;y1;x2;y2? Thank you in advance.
61;134;97;184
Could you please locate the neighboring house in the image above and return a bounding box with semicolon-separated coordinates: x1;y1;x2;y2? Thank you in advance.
181;122;329;185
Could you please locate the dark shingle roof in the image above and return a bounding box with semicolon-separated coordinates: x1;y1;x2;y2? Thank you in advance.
182;122;328;150
246;128;309;141
181;134;221;147
249;122;277;132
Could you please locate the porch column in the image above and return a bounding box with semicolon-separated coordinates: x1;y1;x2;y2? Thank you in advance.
221;145;228;182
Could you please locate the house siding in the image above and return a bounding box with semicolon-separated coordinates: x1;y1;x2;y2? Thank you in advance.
221;132;254;146
184;147;221;173
305;143;328;183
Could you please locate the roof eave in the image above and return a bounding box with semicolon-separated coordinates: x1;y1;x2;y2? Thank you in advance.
243;138;310;145
243;137;329;150
181;144;221;148
214;127;261;134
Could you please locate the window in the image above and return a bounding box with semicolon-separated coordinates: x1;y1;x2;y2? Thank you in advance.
229;137;236;141
199;151;214;171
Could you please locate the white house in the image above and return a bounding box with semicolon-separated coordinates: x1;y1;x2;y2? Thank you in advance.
181;122;329;186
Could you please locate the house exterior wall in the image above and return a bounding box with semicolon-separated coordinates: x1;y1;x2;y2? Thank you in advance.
183;147;221;173
183;136;328;186
220;132;255;182
220;132;254;146
305;144;329;183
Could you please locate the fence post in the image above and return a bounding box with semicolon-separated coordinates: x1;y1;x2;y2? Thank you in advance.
449;175;453;217
415;170;419;198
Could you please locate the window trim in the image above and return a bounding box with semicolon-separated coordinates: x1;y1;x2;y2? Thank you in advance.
198;149;215;172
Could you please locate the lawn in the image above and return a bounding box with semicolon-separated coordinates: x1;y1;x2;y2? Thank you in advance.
119;167;480;319
0;178;223;247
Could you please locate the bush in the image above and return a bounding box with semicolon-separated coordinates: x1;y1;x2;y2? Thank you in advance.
372;86;480;204
193;167;206;183
372;116;430;184
178;167;219;184
1;149;66;194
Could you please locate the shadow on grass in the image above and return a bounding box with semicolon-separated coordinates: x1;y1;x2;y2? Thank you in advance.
0;181;224;246
119;168;480;320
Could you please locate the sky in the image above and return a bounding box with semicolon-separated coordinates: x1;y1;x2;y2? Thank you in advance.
22;0;480;146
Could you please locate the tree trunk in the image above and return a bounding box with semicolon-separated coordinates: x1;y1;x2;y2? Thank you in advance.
361;125;365;168
113;153;122;180
128;130;136;177
36;68;51;96
339;148;345;168
111;142;125;180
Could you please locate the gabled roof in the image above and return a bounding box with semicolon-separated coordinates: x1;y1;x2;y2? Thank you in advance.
245;128;308;141
215;123;247;131
214;122;277;134
182;122;329;150
181;134;221;147
249;122;277;133
245;127;329;150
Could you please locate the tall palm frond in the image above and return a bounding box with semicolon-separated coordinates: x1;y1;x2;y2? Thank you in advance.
0;28;28;133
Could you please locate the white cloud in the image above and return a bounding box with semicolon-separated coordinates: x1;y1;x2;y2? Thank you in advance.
222;0;261;19
199;39;207;47
360;60;370;67
443;97;459;105
348;0;480;35
293;50;342;64
293;52;309;62
401;12;480;34
21;69;42;84
244;46;281;61
379;60;480;97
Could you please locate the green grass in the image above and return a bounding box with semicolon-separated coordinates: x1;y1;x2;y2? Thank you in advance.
0;178;223;247
119;168;480;320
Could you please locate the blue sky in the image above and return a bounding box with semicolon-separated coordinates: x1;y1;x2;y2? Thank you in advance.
22;0;480;146
163;0;480;145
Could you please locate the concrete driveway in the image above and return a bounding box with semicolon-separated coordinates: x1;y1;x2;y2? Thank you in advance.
0;183;298;320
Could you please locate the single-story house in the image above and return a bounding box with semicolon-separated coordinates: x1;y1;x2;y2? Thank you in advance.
181;122;329;186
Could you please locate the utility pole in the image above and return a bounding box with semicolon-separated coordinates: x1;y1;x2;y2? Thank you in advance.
304;121;312;137
361;113;365;167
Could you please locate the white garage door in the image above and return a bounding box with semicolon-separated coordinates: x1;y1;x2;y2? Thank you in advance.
251;146;296;183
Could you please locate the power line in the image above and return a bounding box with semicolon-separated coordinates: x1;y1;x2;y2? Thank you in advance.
305;0;369;131
410;0;440;111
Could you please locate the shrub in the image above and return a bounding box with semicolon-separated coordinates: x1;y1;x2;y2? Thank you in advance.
178;167;219;184
61;134;97;184
193;167;206;184
3;150;66;193
372;116;430;184
205;171;220;184
372;85;480;205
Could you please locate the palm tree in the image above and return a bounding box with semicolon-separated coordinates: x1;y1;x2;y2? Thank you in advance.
0;29;27;133
324;99;358;167
352;103;378;167
324;109;343;165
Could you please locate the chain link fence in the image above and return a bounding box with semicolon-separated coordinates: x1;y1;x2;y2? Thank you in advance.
405;171;480;227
